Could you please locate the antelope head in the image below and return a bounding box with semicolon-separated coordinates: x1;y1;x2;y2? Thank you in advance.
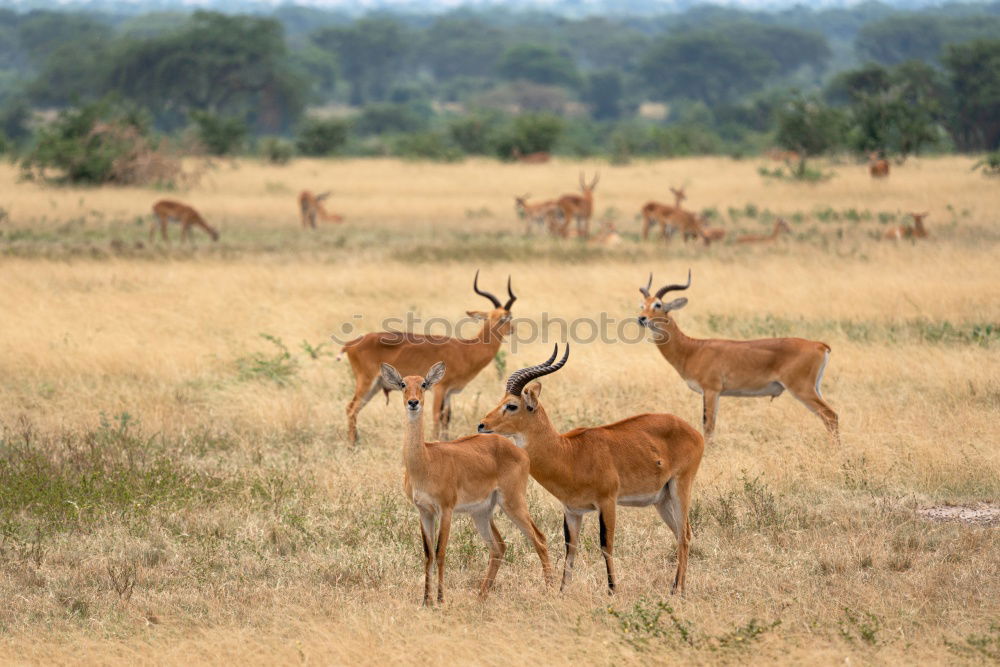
380;361;446;420
579;172;600;194
514;194;530;218
468;270;518;339
776;218;791;234
910;212;929;223
638;270;692;338
669;186;687;206
477;344;570;439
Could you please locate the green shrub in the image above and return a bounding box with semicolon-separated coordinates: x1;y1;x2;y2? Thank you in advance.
190;111;247;156
391;132;462;162
354;103;429;136
447;113;501;154
260;136;294;164
495;113;564;159
295;117;349;156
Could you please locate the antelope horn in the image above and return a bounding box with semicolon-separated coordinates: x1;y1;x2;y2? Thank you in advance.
655;269;692;299
639;272;652;297
503;276;517;311
473;270;501;309
579;172;586;190
590;172;600;188
505;344;570;397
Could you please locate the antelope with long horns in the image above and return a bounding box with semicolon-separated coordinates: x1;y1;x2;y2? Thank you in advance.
640;186;686;241
339;272;518;444
556;172;599;239
382;361;553;605
478;345;704;595
638;271;839;444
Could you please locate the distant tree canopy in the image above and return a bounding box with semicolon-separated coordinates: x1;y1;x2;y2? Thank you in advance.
856;14;1000;65
498;44;581;89
943;39;1000;150
105;12;304;132
312;17;408;105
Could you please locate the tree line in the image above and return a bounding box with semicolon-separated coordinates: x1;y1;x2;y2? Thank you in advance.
1;3;998;176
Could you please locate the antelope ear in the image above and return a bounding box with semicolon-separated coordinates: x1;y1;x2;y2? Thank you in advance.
523;382;542;411
424;361;446;387
380;363;405;390
466;310;488;320
663;297;688;312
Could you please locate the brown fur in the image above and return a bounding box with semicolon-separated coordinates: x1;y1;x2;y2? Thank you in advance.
736;219;791;244
556;172;599;239
299;190;344;228
150;200;219;243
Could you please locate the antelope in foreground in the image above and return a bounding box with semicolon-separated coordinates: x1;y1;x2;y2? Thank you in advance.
478;345;704;595
884;212;929;240
736;218;791;244
640;186;687;241
869;152;890;178
150;200;219;242
381;361;553;606
338;272;517;444
638;271;839;444
511;147;551;164
556;172;599;239
299;190;344;228
514;194;560;235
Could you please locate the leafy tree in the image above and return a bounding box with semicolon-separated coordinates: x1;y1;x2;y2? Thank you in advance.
106;12;305;132
419;17;505;81
775;96;846;176
353;103;429;136
190;111;247;156
16;11;112;66
495;113;564;158
640;33;776;106
943;39;1000;151
716;23;831;76
295;117;349;156
497;44;581;89
855;15;945;65
584;69;625;121
312;17;408;105
561;17;649;72
447;113;502;155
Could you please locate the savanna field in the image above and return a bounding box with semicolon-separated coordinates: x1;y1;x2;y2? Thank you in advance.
0;156;998;664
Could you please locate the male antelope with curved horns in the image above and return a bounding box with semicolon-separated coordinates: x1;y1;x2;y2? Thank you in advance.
478;345;704;595
637;270;839;444
339;272;518;443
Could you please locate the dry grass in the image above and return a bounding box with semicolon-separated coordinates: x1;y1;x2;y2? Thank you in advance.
0;156;998;665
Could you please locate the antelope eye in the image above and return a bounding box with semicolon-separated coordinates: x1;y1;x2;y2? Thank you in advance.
400;382;406;389
421;381;427;389
653;302;662;310
505;404;517;412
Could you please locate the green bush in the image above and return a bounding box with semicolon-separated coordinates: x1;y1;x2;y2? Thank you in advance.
447;113;502;154
495;112;564;159
260;136;294;164
19;100;171;185
190;111;247;156
391;132;462;162
354;103;429;136
295;117;349;156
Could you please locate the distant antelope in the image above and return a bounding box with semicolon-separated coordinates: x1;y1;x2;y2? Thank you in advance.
556;172;599;239
884;212;929;241
640;186;686;241
589;220;622;247
514;194;560;236
736;219;791;244
381;361;552;606
299;190;344;228
338;272;518;443
701;225;726;244
638;271;839;444
869;152;890;178
511;147;550;164
150;200;219;242
478;345;704;595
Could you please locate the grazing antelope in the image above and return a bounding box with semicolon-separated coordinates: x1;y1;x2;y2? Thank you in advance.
736;218;791;244
556;172;599;239
478;345;704;595
514;194;560;236
665;207;710;246
150;200;219;242
511;147;551;164
640;186;687;241
701;225;726;244
299;190;344;228
638;271;839;444
884;212;929;241
869;152;890;178
381;361;553;606
339;272;517;444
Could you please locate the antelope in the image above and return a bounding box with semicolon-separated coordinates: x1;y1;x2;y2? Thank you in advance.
299;190;344;228
338;272;517;444
556;172;599;239
638;271;839;444
589;220;622;247
150;200;219;242
381;361;553;606
884;212;929;241
736;218;791;244
701;226;726;244
477;345;704;595
640;186;687;241
869;152;890;178
665;207;710;246
511;147;550;164
514;194;560;235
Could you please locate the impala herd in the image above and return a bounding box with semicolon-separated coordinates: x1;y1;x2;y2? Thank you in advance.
336;268;842;604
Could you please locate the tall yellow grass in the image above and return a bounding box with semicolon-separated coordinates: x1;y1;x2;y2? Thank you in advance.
0;157;997;664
